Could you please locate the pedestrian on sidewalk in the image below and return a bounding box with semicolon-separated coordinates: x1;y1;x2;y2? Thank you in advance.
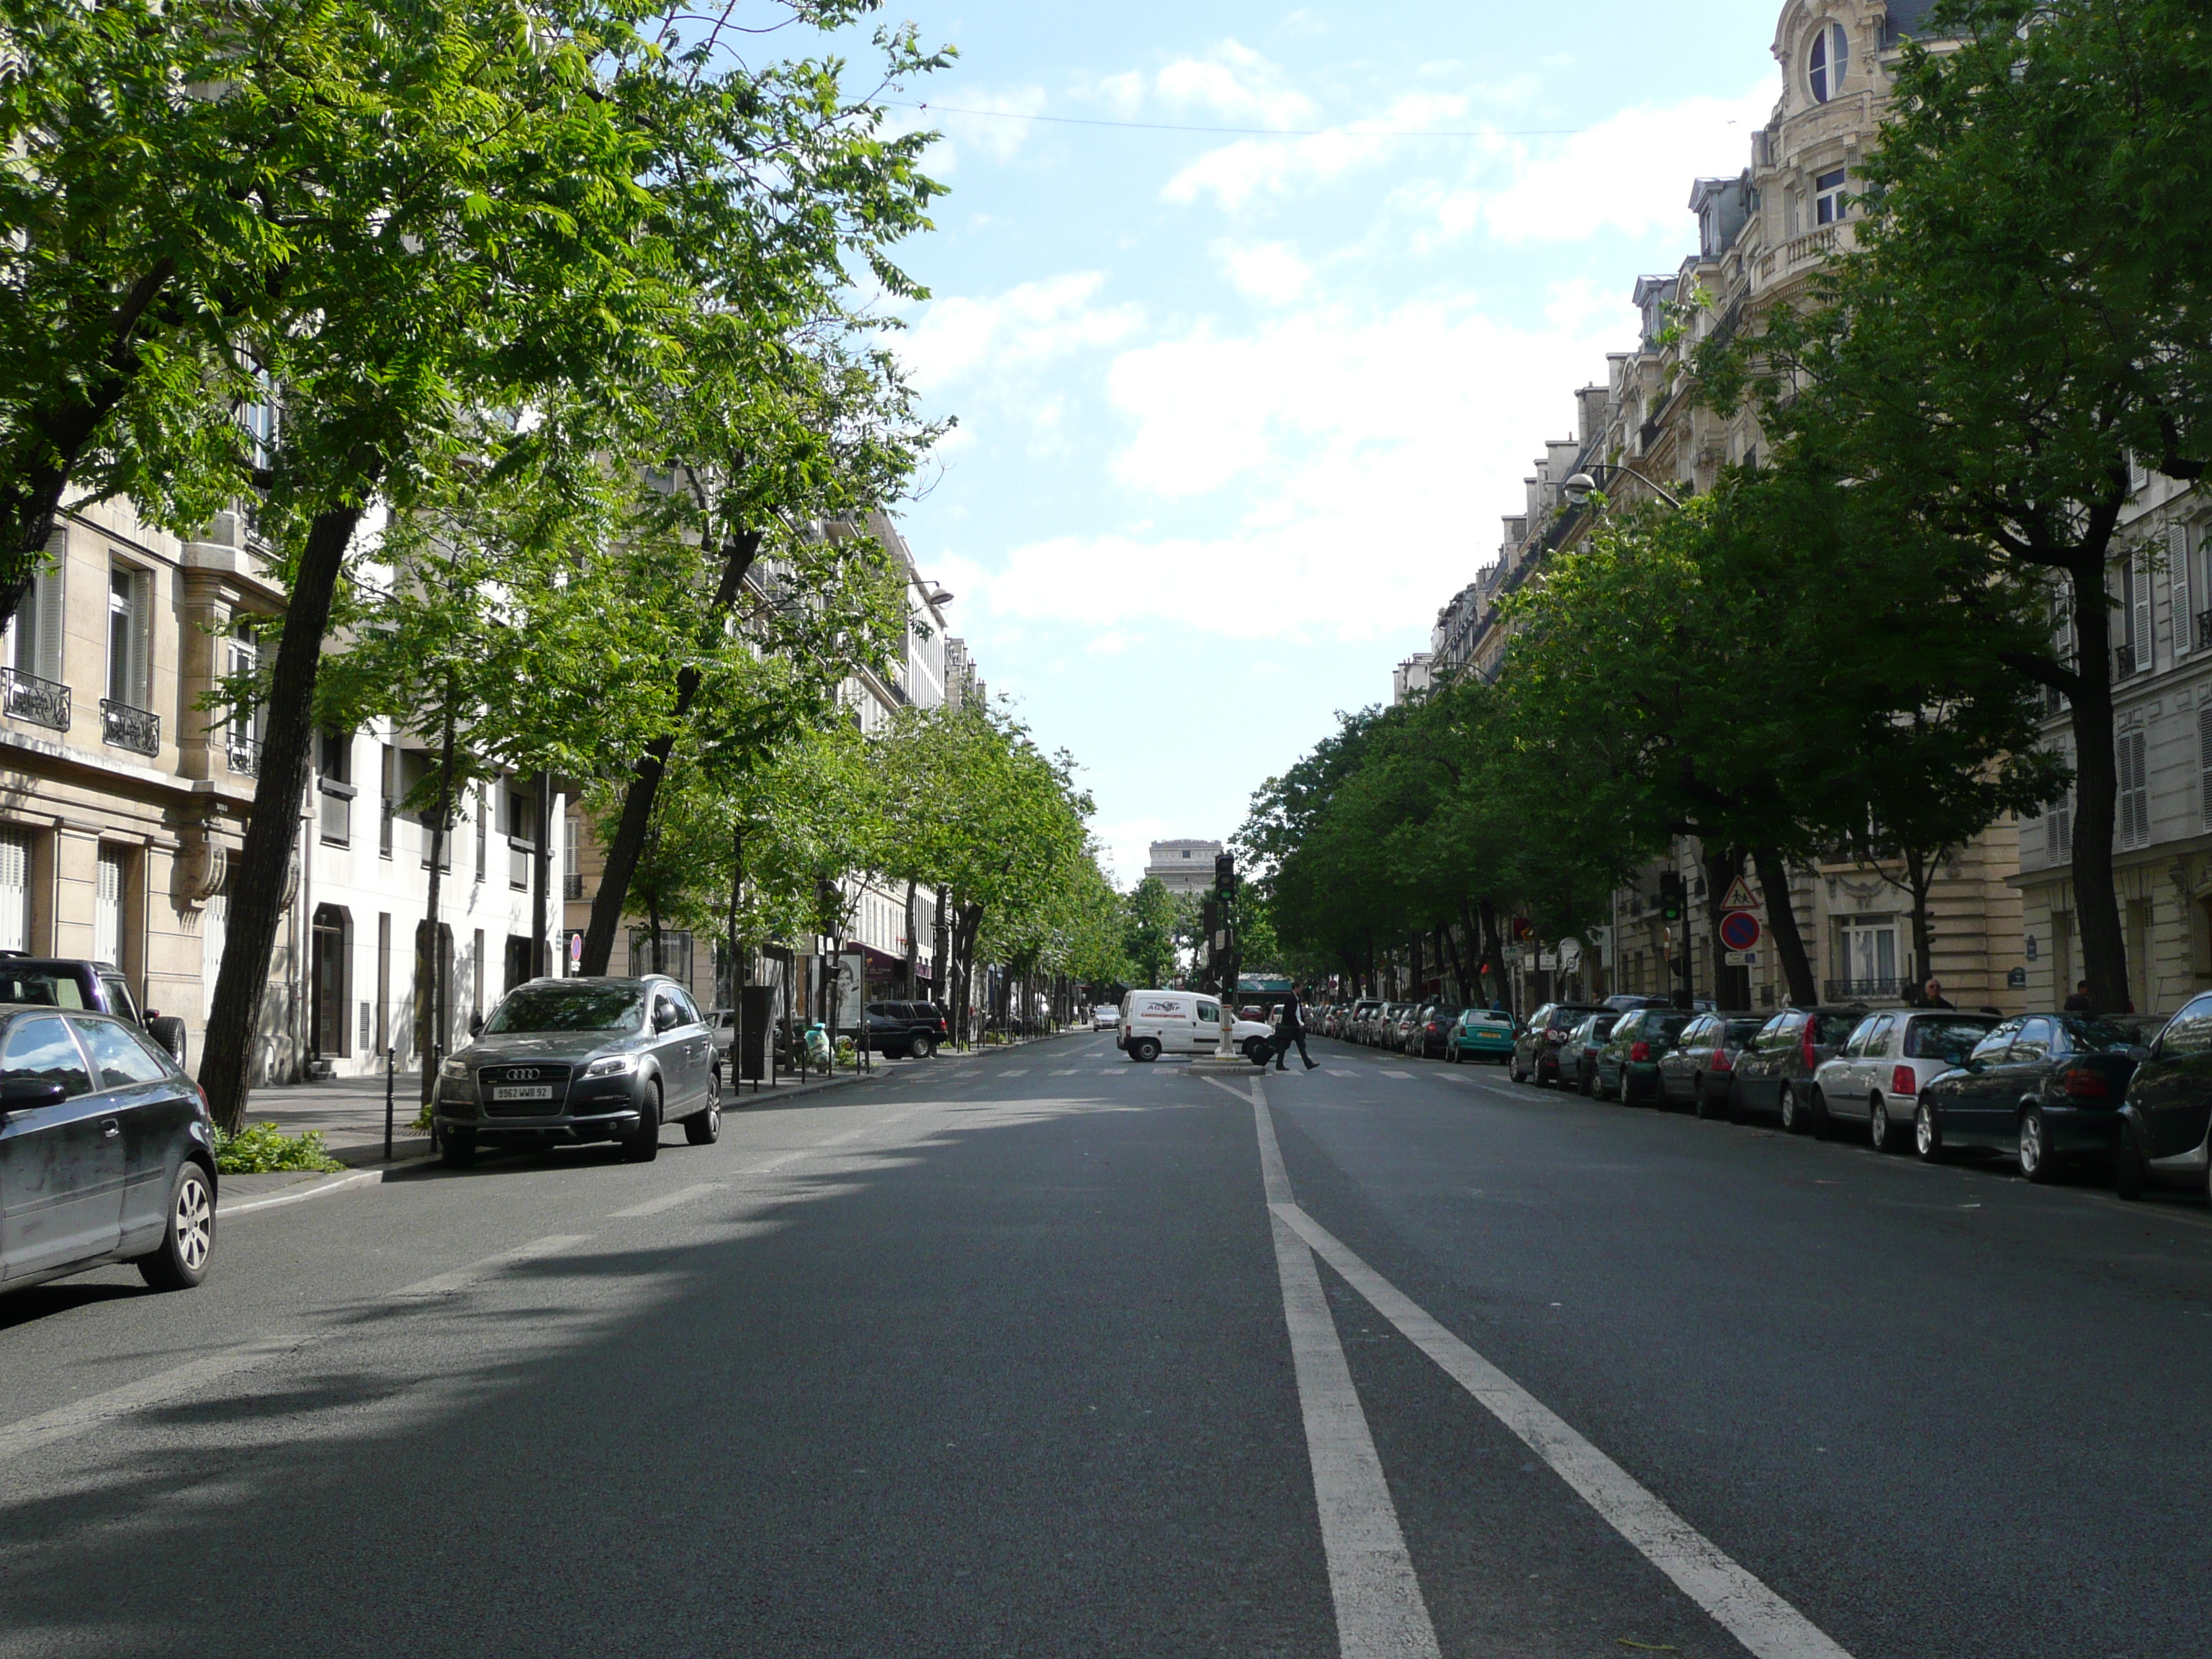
1275;984;1318;1071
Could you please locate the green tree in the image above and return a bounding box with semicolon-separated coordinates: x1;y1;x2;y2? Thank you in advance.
1120;876;1182;989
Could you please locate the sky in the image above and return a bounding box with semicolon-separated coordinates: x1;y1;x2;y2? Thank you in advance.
830;1;1786;886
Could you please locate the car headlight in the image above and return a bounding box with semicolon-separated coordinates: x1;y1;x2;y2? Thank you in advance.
585;1053;639;1078
439;1056;470;1080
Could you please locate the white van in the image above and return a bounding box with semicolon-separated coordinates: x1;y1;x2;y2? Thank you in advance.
1118;989;1274;1062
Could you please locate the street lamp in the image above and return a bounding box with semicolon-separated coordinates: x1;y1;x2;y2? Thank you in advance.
927;588;954;608
1562;463;1685;511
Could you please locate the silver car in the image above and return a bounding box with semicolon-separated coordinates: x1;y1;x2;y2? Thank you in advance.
1812;1009;2000;1151
431;976;722;1169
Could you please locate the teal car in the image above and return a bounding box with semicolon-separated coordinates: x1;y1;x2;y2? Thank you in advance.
1446;1007;1518;1064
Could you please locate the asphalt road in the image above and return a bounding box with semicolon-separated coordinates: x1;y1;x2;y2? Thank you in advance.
3;1033;2210;1658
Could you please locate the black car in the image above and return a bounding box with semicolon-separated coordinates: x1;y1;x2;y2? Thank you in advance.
2117;992;2212;1199
1915;1012;2152;1180
1511;1002;1604;1087
1655;1012;1768;1116
1561;1012;1620;1094
1;1007;215;1292
0;953;187;1061
862;1001;948;1059
1592;1007;1694;1105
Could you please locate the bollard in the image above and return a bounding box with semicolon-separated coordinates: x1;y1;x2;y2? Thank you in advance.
383;1045;395;1163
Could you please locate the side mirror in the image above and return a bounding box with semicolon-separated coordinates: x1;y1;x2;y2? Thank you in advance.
0;1076;66;1109
653;1005;678;1033
469;1012;485;1038
2126;1044;2152;1062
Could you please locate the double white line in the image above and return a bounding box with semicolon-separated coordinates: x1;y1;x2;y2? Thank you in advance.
1221;1076;1854;1659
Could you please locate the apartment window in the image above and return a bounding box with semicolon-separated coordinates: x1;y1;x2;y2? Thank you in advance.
564;815;581;902
94;847;125;968
1833;915;1897;994
2049;788;2074;863
473;783;487;882
2200;706;2212;830
318;730;354;846
2175;523;2198;660
1813;168;1848;228
2118;728;2150;850
2121;553;2153;676
7;544;66;684
1808;21;1848;102
107;567;151;709
0;827;29;953
312;904;351;1058
508;788;533;891
379;744;397;858
226;623;264;773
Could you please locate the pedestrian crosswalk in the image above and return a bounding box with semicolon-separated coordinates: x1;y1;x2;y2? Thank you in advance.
1381;1070;1412;1079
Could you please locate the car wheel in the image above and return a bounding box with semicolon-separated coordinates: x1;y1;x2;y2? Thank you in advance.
1870;1095;1896;1153
1132;1038;1161;1063
2115;1124;2147;1200
2019;1106;2054;1183
1694;1074;1717;1121
622;1084;662;1164
1809;1088;1833;1138
917;1036;938;1058
136;1159;215;1290
1509;1057;1527;1083
440;1127;477;1169
1578;1065;1594;1097
1779;1083;1807;1134
685;1097;721;1146
1594;1066;1617;1102
1915;1101;1944;1161
1244;1036;1270;1064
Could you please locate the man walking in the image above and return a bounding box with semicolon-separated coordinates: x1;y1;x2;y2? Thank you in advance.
1275;984;1318;1071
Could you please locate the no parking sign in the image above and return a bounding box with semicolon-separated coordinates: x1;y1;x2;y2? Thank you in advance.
1718;910;1762;952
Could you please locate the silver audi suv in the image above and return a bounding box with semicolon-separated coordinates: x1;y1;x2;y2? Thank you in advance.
431;976;722;1169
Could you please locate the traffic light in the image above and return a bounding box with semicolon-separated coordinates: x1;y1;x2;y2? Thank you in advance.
1214;851;1237;904
1658;871;1685;922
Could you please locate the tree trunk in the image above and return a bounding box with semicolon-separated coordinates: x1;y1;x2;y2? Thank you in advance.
1750;846;1816;1006
1704;842;1751;1012
2066;556;2131;1008
902;878;918;997
200;503;368;1133
531;770;552;977
577;529;762;974
415;697;458;1109
1477;899;1511;1014
1441;921;1469;1007
1907;847;1937;1004
727;822;745;1015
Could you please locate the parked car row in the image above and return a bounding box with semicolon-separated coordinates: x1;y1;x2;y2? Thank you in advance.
1485;992;2212;1199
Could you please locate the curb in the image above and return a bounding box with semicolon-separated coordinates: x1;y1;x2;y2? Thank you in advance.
219;1166;392;1218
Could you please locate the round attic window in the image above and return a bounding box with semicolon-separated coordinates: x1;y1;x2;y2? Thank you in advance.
1809;21;1850;102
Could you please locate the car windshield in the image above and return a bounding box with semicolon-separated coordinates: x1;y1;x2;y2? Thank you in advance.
484;984;643;1035
2055;1016;2144;1053
0;971;86;1010
1903;1017;1997;1058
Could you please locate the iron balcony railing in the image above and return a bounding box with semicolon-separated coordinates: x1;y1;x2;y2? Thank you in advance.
2115;643;2140;678
228;732;262;776
1;667;69;731
99;698;159;756
563;871;585;901
1822;976;1910;1003
2197;610;2212;652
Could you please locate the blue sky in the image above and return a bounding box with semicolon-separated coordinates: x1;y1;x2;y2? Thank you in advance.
841;1;1784;885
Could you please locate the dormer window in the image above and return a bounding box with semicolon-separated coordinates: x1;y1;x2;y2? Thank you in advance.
1809;21;1848;102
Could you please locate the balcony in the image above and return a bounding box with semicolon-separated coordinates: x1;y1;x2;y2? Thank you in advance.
1785;226;1839;268
99;698;159;757
1;667;70;732
227;732;261;777
563;871;585;901
2115;643;2141;678
2196;609;2211;652
1823;977;1910;1003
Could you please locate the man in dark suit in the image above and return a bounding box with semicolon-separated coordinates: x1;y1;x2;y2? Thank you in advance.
1274;984;1318;1071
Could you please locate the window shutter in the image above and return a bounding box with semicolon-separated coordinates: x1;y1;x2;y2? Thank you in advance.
2052;791;2073;863
129;570;151;708
2200;705;2212;830
33;552;65;684
2133;559;2154;675
2175;524;2194;659
2118;730;2150;850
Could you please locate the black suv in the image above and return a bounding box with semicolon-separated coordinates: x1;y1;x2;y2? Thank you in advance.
863;1002;949;1060
0;953;186;1061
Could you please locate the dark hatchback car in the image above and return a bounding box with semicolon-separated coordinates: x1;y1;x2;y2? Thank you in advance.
433;976;722;1169
1655;1012;1768;1117
1917;1012;2152;1180
1730;1005;1867;1130
1511;1002;1604;1086
0;1007;215;1293
2116;992;2212;1199
1562;1012;1620;1094
1593;1007;1694;1104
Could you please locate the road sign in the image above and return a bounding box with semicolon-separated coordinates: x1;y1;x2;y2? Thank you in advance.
1725;949;1761;967
1720;875;1758;911
567;931;583;966
1718;910;1763;952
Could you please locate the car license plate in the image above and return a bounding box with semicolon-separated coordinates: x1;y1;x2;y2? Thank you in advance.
491;1084;553;1102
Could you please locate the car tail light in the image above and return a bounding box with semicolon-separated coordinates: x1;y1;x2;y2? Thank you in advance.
1802;1027;1819;1069
2062;1068;2111;1099
1891;1066;1918;1097
1710;1048;1733;1072
1629;1040;1651;1062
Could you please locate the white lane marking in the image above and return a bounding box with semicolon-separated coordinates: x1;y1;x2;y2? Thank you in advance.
1247;1081;1439;1658
1381;1070;1412;1079
739;1102;941;1177
0;1334;318;1465
1002;1068;1029;1076
608;1182;724;1219
1270;1195;1856;1659
1051;1069;1079;1076
1439;1074;1471;1086
387;1233;593;1299
1326;1069;1354;1076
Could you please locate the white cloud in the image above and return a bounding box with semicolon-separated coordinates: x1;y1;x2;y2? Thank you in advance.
1214;239;1310;305
1431;82;1780;243
897;273;1143;391
942;287;1630;644
1161;92;1471;212
1154;39;1317;127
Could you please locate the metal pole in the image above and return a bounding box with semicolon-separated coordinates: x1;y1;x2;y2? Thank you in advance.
383;1043;395;1162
